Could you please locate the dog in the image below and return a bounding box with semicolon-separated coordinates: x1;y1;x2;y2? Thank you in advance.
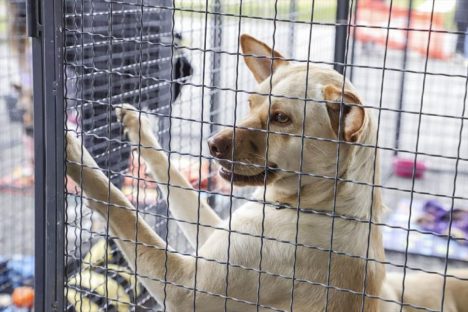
381;270;468;312
65;34;468;311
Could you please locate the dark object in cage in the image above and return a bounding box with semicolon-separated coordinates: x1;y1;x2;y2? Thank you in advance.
62;2;190;309
65;0;192;187
4;94;25;123
62;1;191;309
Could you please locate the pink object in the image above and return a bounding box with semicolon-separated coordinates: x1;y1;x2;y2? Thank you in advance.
67;111;79;125
393;157;427;179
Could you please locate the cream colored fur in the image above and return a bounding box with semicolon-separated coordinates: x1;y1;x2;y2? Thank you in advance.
380;270;468;312
65;34;468;311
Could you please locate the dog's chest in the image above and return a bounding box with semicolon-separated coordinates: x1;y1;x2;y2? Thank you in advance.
227;203;337;248
197;204;373;311
201;204;332;279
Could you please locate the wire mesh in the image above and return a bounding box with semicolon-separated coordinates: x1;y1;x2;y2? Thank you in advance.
56;0;468;311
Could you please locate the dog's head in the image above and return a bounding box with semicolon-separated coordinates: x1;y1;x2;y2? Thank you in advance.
208;34;369;188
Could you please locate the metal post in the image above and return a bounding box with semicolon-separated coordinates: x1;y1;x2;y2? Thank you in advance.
334;0;350;74
349;0;359;81
209;0;222;136
31;0;65;310
394;0;413;155
287;0;297;59
158;0;174;151
30;0;45;309
208;0;222;207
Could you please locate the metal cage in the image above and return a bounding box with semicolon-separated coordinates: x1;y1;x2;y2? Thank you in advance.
30;0;468;311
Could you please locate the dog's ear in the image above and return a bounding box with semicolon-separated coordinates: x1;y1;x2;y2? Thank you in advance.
323;84;366;142
240;34;289;83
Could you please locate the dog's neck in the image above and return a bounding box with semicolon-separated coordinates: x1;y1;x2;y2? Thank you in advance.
259;113;384;222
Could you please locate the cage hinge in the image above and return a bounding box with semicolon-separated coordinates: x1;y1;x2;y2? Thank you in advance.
26;0;41;38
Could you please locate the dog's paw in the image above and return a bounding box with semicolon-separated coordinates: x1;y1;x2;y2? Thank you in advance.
115;104;151;143
115;103;139;126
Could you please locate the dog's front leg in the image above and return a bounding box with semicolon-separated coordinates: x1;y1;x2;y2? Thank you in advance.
65;132;195;307
116;104;221;248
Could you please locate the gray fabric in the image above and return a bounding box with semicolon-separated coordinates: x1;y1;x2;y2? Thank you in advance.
455;0;468;24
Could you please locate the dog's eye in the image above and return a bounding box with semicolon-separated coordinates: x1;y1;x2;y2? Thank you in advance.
271;112;290;124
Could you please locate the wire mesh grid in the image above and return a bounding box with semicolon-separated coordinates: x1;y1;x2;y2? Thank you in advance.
59;0;468;311
0;0;35;305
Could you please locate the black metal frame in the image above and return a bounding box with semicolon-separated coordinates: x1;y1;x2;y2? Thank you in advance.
333;0;350;74
31;0;66;310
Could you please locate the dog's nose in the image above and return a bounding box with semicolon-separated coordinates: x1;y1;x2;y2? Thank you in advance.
208;136;231;159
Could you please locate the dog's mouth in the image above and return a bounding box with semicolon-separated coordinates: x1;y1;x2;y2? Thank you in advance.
218;163;277;186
